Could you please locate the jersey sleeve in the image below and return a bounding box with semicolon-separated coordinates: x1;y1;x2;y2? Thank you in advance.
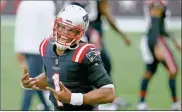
82;45;113;88
39;38;46;56
39;37;52;57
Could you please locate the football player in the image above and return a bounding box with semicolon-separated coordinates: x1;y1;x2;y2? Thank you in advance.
62;0;131;110
138;0;181;110
21;5;115;111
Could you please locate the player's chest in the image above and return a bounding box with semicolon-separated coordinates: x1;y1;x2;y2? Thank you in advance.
43;56;84;82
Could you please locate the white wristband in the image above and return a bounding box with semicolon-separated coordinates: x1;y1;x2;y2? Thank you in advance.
70;93;83;106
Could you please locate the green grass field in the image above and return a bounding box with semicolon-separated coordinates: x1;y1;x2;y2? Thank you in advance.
1;19;181;110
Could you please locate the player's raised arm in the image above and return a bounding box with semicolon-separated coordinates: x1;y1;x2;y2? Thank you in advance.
99;0;130;45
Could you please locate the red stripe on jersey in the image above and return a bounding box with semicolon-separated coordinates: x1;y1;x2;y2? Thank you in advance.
78;44;95;63
39;38;46;55
72;43;86;62
72;44;96;63
40;38;50;56
42;38;50;56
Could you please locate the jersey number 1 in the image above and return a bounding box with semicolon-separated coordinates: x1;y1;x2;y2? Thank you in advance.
52;73;63;106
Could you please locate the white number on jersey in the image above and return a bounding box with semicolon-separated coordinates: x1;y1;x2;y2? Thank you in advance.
52;73;63;106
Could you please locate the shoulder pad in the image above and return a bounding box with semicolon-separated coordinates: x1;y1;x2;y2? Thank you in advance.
85;47;101;63
39;37;51;57
72;43;99;63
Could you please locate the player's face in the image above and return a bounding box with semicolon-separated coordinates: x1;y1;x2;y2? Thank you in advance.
149;3;164;17
55;22;82;45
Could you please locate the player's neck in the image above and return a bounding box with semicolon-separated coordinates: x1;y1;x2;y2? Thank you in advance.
56;48;65;56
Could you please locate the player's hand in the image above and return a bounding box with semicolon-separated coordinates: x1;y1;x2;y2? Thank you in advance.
21;65;39;89
121;35;131;46
46;82;72;104
119;32;131;46
123;37;131;46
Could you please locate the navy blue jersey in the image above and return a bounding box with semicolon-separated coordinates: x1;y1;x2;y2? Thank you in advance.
146;3;170;49
39;36;113;110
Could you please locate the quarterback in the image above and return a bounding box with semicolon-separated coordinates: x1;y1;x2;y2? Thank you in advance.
21;5;115;111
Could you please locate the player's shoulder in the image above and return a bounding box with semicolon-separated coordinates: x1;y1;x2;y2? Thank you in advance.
39;34;53;57
72;42;101;63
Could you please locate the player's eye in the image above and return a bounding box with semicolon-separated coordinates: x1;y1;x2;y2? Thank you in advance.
57;24;65;30
69;29;81;36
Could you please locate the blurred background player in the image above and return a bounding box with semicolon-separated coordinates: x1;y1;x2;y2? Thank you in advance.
62;0;131;110
65;0;131;76
138;0;181;110
14;1;56;110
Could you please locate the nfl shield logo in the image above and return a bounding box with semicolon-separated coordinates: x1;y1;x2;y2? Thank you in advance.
55;59;59;65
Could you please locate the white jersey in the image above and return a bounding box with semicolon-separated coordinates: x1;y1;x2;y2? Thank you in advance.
14;1;55;54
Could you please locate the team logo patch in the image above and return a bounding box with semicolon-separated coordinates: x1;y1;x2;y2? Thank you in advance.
86;50;100;62
83;14;89;22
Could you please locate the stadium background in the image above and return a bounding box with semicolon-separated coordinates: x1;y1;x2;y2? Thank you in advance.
1;0;181;110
